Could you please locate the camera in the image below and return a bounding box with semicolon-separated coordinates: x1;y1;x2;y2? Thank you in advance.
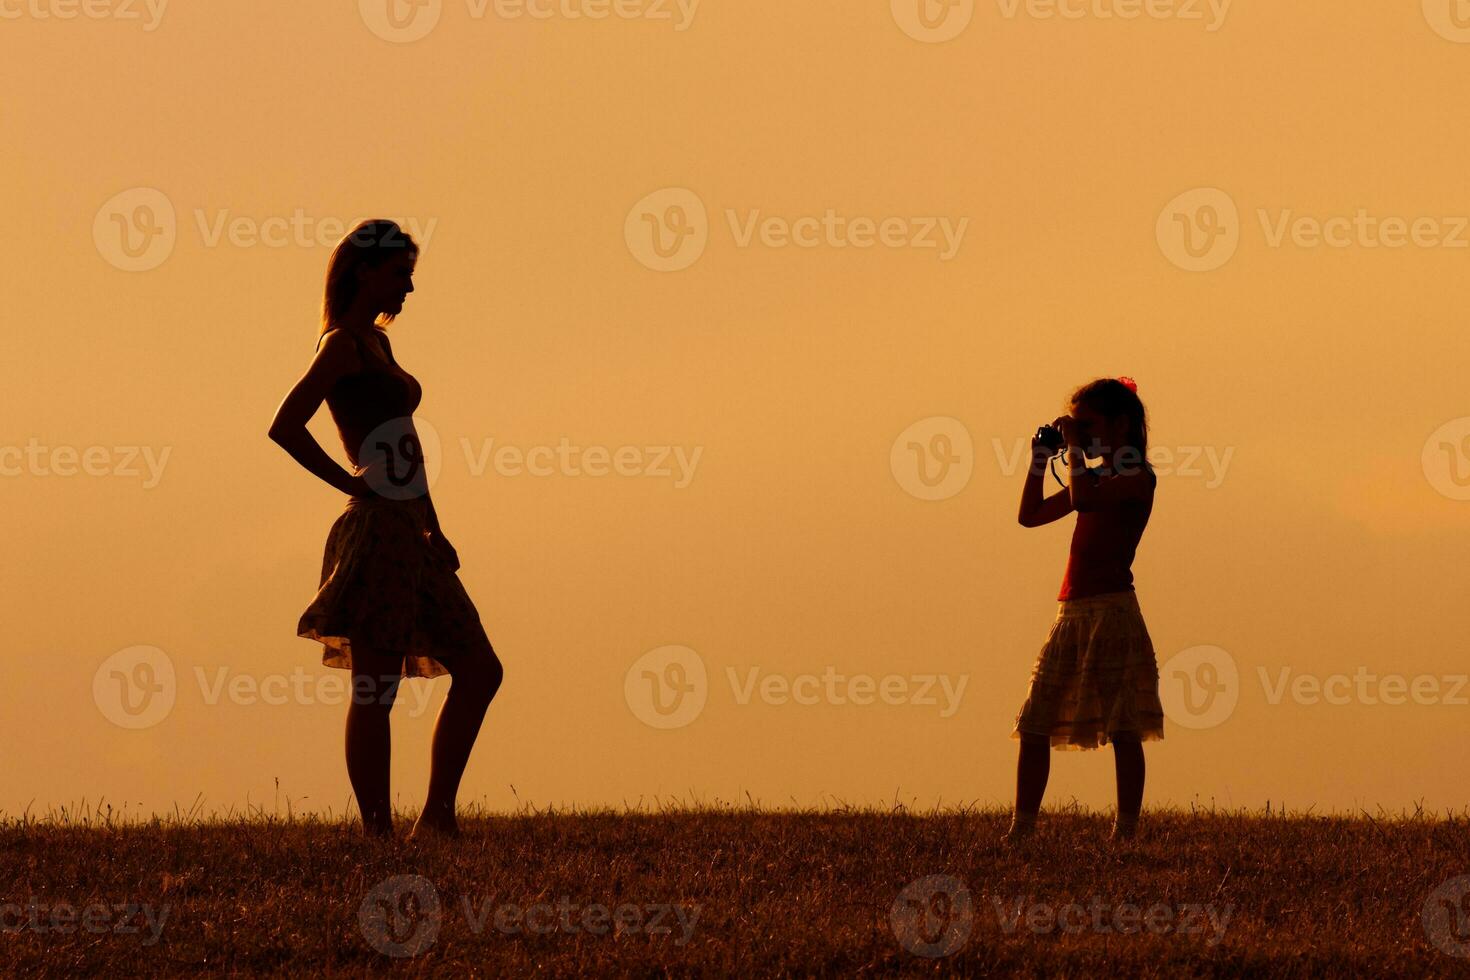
1035;424;1065;454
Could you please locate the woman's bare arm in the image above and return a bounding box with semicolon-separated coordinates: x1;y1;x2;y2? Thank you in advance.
267;331;369;497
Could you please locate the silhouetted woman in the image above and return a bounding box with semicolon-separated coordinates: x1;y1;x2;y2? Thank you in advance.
1008;377;1163;843
268;219;503;838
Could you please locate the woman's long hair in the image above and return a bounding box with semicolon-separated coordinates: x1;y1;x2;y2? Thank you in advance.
318;219;418;338
1068;377;1152;475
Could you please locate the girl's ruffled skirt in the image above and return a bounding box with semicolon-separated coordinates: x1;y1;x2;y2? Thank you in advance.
1012;590;1165;750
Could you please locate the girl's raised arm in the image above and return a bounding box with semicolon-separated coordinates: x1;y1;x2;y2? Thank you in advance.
1018;436;1075;528
1065;449;1154;512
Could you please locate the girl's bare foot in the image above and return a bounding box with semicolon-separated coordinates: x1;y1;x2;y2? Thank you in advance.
362;810;395;839
1110;812;1139;843
1001;810;1037;846
409;803;460;839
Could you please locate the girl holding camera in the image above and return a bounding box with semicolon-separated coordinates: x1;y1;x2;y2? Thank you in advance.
1008;377;1164;843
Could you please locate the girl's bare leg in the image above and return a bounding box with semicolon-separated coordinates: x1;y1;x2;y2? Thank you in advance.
413;646;503;836
1111;733;1145;839
346;648;404;837
1006;733;1051;839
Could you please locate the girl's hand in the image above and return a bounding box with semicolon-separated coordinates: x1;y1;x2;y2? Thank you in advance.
426;529;460;571
1052;414;1080;447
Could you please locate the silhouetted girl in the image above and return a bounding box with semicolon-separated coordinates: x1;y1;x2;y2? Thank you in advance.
268;219;503;838
1008;377;1163;843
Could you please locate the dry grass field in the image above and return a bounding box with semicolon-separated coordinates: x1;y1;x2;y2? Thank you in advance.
3;800;1469;977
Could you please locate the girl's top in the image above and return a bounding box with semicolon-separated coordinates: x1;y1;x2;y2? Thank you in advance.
1057;470;1155;601
314;327;423;476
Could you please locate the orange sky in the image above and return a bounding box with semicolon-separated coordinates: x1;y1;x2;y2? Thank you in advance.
5;1;1470;818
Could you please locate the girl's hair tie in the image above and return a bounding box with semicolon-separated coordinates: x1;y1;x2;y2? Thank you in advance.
1117;376;1138;393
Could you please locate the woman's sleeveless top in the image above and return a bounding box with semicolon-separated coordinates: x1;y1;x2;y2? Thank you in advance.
316;328;423;470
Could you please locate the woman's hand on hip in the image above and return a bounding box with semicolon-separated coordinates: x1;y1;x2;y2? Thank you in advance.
426;529;460;571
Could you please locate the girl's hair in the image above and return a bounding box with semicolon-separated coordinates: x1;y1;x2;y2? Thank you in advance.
319;219;418;337
1068;377;1152;474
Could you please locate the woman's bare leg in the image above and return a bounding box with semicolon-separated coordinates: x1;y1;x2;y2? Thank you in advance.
413;645;503;836
346;647;403;837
